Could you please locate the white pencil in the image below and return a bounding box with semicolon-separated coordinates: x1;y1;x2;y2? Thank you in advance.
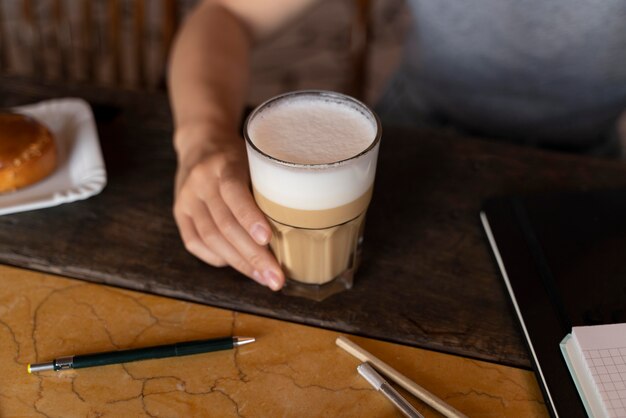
336;336;468;418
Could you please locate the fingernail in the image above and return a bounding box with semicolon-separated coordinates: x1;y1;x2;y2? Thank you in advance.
250;223;270;245
263;270;282;291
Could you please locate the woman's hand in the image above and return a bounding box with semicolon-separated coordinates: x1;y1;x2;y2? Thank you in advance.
173;124;284;291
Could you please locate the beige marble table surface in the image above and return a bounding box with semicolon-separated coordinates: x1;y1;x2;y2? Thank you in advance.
0;264;548;417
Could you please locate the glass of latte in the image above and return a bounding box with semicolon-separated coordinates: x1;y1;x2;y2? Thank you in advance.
244;91;381;301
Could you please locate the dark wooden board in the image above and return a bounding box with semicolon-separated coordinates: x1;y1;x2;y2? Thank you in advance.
3;77;626;368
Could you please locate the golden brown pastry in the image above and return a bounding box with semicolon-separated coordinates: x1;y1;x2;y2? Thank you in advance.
0;112;57;193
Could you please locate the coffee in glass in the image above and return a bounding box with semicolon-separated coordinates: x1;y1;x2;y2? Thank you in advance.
244;90;381;300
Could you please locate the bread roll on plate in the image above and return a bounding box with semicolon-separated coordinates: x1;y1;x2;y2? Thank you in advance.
0;112;57;193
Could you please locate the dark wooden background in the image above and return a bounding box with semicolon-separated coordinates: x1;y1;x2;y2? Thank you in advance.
0;0;410;103
3;77;626;369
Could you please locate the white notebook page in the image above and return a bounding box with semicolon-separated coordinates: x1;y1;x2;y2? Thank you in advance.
573;324;626;418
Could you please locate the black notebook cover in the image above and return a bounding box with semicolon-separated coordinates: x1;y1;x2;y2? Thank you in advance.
480;190;626;418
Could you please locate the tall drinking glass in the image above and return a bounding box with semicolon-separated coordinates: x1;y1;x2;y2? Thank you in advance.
244;91;381;301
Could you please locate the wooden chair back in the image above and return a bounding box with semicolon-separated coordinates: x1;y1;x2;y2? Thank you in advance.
0;0;179;90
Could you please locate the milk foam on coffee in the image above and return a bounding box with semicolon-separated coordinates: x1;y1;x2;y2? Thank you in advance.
249;97;376;164
246;94;379;211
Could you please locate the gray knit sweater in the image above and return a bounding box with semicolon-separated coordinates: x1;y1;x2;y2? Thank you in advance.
376;0;626;155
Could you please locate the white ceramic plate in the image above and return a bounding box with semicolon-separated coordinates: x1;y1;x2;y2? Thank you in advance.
0;98;107;216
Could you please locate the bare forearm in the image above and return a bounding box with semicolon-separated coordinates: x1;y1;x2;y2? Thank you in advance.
168;2;251;156
167;0;320;289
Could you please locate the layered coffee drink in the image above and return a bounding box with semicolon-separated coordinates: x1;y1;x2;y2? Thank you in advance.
244;91;381;300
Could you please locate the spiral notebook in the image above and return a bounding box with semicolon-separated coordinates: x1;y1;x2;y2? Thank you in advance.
480;189;626;418
561;324;626;418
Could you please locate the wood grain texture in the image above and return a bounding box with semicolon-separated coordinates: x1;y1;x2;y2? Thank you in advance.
2;77;626;369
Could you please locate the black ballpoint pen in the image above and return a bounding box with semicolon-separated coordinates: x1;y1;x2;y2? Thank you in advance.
27;336;255;373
